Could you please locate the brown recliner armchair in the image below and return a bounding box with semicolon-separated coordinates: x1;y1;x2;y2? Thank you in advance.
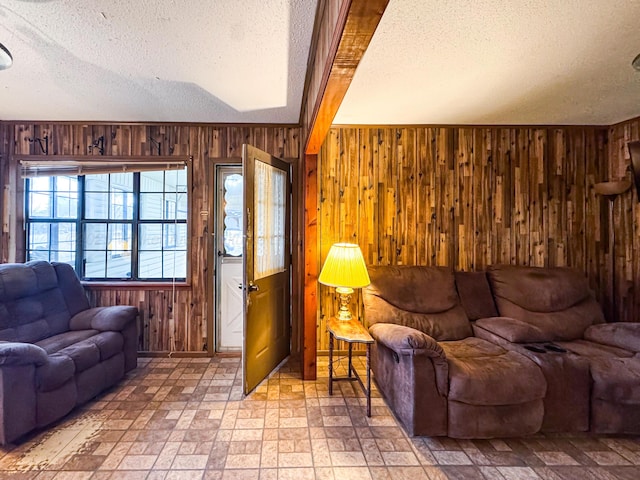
364;265;546;438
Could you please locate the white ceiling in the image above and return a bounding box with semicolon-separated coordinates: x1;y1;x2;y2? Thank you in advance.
1;0;640;127
335;0;640;126
0;0;317;123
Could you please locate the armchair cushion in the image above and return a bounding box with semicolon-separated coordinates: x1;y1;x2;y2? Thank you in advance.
0;341;48;366
475;316;550;343
442;338;547;405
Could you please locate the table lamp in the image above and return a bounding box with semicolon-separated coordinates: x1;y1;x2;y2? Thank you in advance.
318;243;370;321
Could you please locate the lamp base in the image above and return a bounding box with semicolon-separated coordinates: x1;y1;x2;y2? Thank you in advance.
335;286;354;321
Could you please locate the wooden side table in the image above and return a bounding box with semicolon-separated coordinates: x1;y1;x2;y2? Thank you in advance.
327;317;374;416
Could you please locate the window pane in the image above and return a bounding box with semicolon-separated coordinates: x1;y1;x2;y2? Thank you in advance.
140;193;164;220
29;192;52;217
253;161;286;279
107;224;132;256
54;176;78;219
28;223;51;261
139;224;163;250
140;171;164;192
83;250;106;278
84;223;107;250
53;222;76;252
164;223;187;249
30;177;51;192
85;174;109;192
85;192;109;219
163;250;186;278
106;253;131;278
51;251;75;264
110;190;133;220
223;173;243;256
139;251;163;278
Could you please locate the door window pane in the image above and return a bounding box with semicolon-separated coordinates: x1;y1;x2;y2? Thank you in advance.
254;161;286;280
223;173;243;256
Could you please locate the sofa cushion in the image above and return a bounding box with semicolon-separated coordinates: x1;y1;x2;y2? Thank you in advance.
555;339;634;358
454;271;498;320
36;353;75;392
0;262;75;343
443;338;546;406
584;323;640;353
365;266;472;341
85;332;124;361
487;265;605;341
440;337;504;358
58;341;100;373
474;317;550;343
36;330;100;354
590;357;640;404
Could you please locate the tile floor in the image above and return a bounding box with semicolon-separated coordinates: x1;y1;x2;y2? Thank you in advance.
0;355;639;479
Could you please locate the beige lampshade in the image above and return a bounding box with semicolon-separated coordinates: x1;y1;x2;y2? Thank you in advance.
318;243;370;288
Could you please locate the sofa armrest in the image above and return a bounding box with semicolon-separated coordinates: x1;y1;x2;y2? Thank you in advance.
474;316;550;343
70;306;138;332
369;323;448;397
369;323;445;358
0;342;48;366
584;322;640;353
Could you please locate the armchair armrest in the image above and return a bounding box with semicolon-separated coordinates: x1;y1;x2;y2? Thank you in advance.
369;323;445;358
474;316;550;343
0;342;48;366
70;306;138;332
369;323;448;396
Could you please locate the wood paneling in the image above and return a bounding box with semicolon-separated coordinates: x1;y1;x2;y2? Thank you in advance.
317;126;614;352
607;117;640;324
0;122;300;354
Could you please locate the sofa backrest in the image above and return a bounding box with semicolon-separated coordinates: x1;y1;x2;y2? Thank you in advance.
454;271;498;321
0;261;90;343
487;264;605;341
364;266;472;341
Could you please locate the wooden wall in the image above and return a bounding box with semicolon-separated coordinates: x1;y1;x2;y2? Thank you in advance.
607;118;640;326
0;122;300;354
316;126;618;351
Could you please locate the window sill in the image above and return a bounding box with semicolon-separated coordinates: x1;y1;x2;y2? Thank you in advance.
82;281;191;290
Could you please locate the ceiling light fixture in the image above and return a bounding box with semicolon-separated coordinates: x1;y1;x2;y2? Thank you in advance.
0;42;13;70
633;53;640;72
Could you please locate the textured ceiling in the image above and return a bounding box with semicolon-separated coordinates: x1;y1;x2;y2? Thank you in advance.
2;0;640;127
0;0;317;123
335;0;640;126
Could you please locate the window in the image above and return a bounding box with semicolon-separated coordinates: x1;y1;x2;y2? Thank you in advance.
25;168;188;281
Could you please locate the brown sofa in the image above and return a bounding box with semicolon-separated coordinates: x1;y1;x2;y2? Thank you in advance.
365;263;640;438
474;265;640;434
364;266;546;438
0;261;138;444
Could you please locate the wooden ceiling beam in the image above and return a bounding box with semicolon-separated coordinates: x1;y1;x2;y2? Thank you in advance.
301;0;389;380
304;0;390;155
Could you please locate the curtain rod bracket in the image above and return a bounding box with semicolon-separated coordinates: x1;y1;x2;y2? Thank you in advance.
28;135;48;155
88;136;105;155
148;137;162;156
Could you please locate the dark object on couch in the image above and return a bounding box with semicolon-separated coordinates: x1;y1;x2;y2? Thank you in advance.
364;266;546;438
0;261;138;444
